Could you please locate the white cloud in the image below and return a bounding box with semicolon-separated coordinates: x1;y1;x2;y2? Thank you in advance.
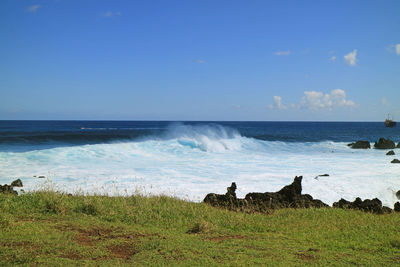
274;51;291;56
330;56;337;61
102;11;122;18
27;5;41;13
396;44;400;55
344;49;357;66
268;96;286;110
381;98;387;105
197;59;206;64
300;89;356;110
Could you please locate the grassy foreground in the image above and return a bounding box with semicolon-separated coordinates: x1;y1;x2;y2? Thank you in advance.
1;192;400;266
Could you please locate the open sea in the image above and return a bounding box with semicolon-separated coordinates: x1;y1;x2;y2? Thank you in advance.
1;121;400;207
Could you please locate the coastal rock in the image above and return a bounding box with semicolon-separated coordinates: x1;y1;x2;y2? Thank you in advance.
374;138;395;149
349;141;370;149
386;150;395;155
396;190;400;200
0;184;17;195
315;174;329;179
391;159;400;164
11;179;23;187
332;197;392;214
397;142;400;148
394;202;400;212
203;176;329;210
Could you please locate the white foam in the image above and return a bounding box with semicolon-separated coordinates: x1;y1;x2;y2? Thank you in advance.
1;125;400;207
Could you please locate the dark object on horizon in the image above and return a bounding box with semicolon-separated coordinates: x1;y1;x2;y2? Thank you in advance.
396;190;400;200
385;114;396;127
203;176;329;211
374;138;395;149
386;150;395;155
314;174;329;180
10;179;23;187
333;197;393;214
391;159;400;164
38;175;45;178
348;141;370;149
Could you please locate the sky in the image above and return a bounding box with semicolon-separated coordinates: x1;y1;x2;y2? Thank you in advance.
1;0;399;121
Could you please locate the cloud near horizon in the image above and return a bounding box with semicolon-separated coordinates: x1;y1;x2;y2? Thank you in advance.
102;11;122;18
27;5;41;13
274;50;291;56
268;96;286;110
344;49;358;66
396;44;400;55
269;89;356;111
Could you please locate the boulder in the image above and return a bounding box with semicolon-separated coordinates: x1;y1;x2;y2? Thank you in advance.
0;184;17;195
397;142;400;148
396;190;400;200
374;138;395;149
349;141;371;149
333;197;392;214
394;202;400;212
386;150;395;155
391;159;400;164
11;179;23;187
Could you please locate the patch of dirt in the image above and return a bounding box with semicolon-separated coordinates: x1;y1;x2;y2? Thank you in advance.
296;249;320;262
61;251;84;260
0;241;41;250
108;242;137;259
205;235;248;242
54;224;148;246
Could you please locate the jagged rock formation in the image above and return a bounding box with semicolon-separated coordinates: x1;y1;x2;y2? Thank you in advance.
203;176;328;211
386;150;395;155
391;159;400;163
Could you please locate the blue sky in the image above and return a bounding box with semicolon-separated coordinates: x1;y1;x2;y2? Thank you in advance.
1;0;399;121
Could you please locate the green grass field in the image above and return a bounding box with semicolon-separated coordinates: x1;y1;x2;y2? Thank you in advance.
1;191;400;266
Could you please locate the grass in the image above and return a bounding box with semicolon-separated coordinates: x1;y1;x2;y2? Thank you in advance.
0;191;400;266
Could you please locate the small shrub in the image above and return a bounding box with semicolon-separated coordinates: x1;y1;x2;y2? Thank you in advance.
187;220;212;234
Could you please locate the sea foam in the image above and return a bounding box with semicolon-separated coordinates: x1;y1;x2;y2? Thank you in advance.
0;124;399;207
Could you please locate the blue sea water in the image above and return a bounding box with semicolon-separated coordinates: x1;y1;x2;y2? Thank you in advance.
1;121;400;207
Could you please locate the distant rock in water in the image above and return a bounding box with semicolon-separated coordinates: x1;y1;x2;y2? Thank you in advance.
333;197;393;214
391;159;400;164
315;174;329;179
203;176;329;211
374;138;395;149
11;179;23;187
386;150;395;155
396;190;400;200
348;141;370;149
395;202;400;212
397;142;400;148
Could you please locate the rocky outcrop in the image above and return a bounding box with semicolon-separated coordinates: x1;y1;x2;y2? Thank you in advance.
391;159;400;163
394;202;400;212
374;138;395;149
332;197;393;214
0;179;23;195
348;141;371;149
11;179;23;187
203;176;329;211
396;190;400;200
386;150;395;155
397;142;400;148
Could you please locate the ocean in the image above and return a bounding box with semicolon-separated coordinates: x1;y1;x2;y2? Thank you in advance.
1;121;400;207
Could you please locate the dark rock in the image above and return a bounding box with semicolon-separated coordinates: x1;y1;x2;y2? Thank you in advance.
391;159;400;163
38;175;45;178
0;184;17;195
394;202;400;212
350;141;371;149
397;142;400;148
315;174;329;179
11;179;23;187
203;176;329;211
396;190;400;200
374;138;395;149
386;150;395;155
333;197;392;214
